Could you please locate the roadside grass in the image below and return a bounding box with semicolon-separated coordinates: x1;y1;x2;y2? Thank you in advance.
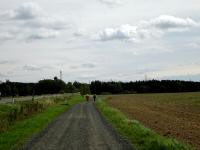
0;94;82;150
96;99;193;150
0;94;71;133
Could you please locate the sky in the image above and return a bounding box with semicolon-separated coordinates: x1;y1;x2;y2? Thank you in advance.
0;0;200;83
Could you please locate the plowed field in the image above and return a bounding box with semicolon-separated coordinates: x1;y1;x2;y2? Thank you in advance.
105;92;200;150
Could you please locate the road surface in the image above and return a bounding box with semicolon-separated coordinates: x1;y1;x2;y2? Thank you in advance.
22;102;133;150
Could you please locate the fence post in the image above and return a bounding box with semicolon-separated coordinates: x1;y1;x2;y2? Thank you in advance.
32;90;35;101
12;96;15;103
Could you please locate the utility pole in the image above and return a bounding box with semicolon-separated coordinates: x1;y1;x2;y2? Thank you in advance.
60;70;62;80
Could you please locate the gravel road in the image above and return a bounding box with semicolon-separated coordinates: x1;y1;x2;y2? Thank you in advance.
22;102;133;150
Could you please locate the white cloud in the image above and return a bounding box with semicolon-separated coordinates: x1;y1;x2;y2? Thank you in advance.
148;64;200;79
95;15;199;42
187;42;200;48
94;24;158;42
0;32;15;41
0;2;67;41
98;0;121;5
27;29;59;40
96;24;137;41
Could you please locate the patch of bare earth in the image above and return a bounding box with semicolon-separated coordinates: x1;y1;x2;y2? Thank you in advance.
106;94;200;150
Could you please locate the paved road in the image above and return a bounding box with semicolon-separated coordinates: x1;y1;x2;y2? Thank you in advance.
22;102;133;150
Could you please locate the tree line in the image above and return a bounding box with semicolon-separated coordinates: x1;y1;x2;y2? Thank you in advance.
0;78;200;97
0;77;84;97
90;80;200;94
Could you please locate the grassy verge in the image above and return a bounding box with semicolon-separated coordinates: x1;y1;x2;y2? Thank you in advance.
0;94;82;150
96;99;192;150
0;94;72;132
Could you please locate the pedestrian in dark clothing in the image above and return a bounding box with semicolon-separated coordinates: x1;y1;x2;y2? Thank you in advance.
93;94;96;102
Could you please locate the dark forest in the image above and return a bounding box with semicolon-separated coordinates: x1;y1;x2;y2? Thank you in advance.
1;78;200;97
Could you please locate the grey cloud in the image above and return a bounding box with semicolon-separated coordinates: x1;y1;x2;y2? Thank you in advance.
0;2;67;41
77;74;96;80
0;60;11;64
70;66;78;70
22;16;67;30
12;2;43;20
149;15;198;30
82;63;96;68
27;29;59;40
73;29;87;37
13;2;66;30
23;65;42;71
0;60;16;65
23;65;53;71
0;2;43;20
70;63;96;70
0;73;7;77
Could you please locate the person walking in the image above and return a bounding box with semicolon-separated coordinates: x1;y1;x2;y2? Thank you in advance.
93;94;96;102
85;94;90;101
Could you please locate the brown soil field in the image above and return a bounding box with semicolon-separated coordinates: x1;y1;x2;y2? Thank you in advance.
105;92;200;150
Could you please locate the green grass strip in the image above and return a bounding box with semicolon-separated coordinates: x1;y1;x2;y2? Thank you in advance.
96;99;193;150
0;95;82;150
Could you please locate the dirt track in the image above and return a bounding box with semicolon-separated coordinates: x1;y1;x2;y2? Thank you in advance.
22;102;132;150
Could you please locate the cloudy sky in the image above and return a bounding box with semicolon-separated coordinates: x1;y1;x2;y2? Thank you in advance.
0;0;200;83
